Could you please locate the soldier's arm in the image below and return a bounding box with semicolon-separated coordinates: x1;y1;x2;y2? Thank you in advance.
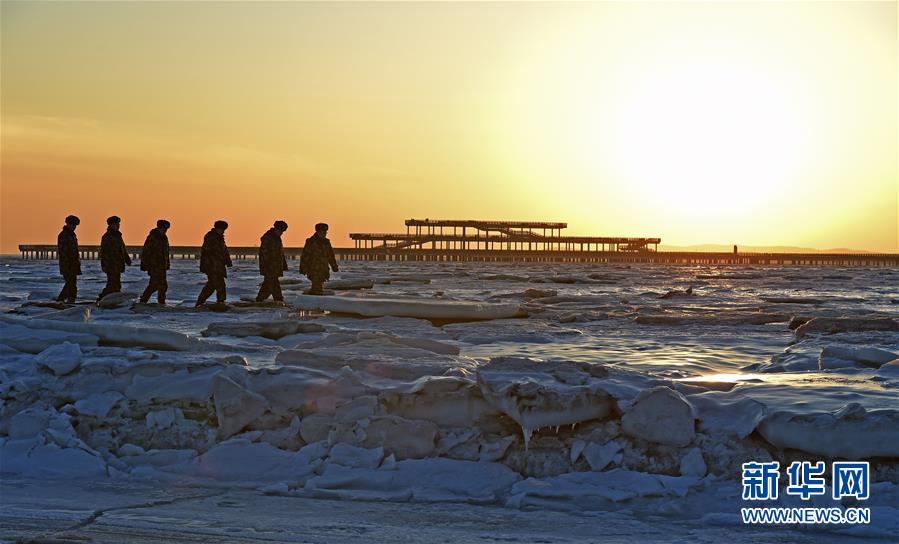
223;242;233;267
328;242;338;271
299;240;311;273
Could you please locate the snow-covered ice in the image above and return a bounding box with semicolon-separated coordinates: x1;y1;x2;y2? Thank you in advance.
1;257;897;541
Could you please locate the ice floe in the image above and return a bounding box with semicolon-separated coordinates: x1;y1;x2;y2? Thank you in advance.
202;320;325;340
291;295;524;322
758;404;899;459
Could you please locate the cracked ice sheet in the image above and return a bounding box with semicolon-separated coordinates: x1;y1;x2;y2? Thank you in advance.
1;477;893;544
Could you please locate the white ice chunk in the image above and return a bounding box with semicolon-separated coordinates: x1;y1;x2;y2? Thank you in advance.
305;458;520;504
328;443;384;469
202;320;325;340
758;404;899;459
35;305;92;322
146;407;184;430
361;416;439;460
167;439;320;482
291;295;523;321
35;342;82;376
679;448;707;477
213;374;269;439
476;358;614;448
796;316;899;338
621;386;695;447
9;407;53;438
819;345;898;370
0;323;98;354
326;279;374;290
0;315;202;351
97;291;137;308
688;394;767;438
582;440;623;471
0;438;108;477
507;469;700;509
73;391;123;419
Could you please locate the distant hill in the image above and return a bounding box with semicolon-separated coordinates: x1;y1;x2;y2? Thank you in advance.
658;244;882;254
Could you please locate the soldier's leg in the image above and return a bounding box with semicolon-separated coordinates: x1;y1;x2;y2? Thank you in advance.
256;276;271;302
140;274;155;303
56;276;68;302
271;276;284;302
157;274;167;304
98;272;121;300
98;275;110;300
309;277;324;295
214;275;227;303
141;273;163;303
58;274;76;302
196;275;215;305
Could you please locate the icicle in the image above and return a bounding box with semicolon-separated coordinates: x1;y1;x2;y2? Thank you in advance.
522;426;532;451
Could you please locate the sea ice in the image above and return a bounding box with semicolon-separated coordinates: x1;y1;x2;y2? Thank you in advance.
34;342;83;376
795;316;899;338
621;386;695;447
476;358;615;448
291;295;523;321
202;320;325;340
818;345;897;370
758;404;899;459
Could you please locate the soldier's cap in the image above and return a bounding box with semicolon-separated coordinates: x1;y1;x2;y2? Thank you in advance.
157;219;171;229
315;222;329;232
214;220;229;230
274;220;288;231
106;215;121;226
65;215;81;226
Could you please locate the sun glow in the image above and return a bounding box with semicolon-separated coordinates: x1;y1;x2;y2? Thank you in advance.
1;1;895;252
600;58;809;217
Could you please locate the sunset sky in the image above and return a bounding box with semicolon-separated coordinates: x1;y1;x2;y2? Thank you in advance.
1;1;896;253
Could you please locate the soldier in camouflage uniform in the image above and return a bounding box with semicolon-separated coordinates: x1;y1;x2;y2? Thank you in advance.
98;215;132;300
256;220;288;302
139;219;171;304
56;215;81;303
196;220;232;306
300;222;338;295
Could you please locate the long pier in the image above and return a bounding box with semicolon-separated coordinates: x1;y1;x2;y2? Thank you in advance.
16;244;899;266
16;218;899;266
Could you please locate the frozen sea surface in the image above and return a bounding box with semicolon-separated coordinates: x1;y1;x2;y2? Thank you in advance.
1;257;897;542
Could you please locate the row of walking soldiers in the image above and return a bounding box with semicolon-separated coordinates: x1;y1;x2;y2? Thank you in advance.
56;215;338;306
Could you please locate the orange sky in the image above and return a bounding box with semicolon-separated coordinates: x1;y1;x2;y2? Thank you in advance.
1;1;896;253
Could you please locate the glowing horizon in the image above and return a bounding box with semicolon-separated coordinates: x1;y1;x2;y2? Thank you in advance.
2;1;896;253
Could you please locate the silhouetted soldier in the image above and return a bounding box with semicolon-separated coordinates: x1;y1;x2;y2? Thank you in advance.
256;220;288;302
139;219;171;304
196;220;232;306
55;215;81;303
300;222;338;295
98;215;131;300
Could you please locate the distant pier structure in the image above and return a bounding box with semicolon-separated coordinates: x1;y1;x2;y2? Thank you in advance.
350;219;660;253
17;218;899;266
